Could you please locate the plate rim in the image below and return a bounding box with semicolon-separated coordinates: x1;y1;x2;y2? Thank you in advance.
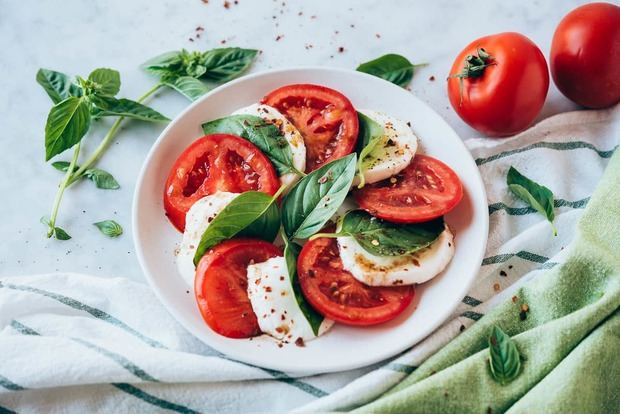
132;66;489;374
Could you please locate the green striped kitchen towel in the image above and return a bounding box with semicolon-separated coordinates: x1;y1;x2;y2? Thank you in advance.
0;105;618;413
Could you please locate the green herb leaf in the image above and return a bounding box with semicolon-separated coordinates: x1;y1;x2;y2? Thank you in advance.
283;237;324;335
193;190;281;265
355;112;385;188
53;226;72;240
51;161;119;190
93;220;123;238
141;51;183;73
357;54;417;87
36;69;81;104
84;168;120;189
337;210;444;256
163;76;210;101
90;95;169;122
282;154;357;240
45;97;91;161
88;68;121;96
201;48;259;82
202;115;297;176
488;325;521;385
507;166;556;236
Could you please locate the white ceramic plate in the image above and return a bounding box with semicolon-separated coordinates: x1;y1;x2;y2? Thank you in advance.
133;67;488;375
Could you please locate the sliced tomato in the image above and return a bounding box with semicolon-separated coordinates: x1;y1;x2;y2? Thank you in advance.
262;84;358;172
164;134;279;231
297;236;414;326
195;239;282;338
354;155;463;223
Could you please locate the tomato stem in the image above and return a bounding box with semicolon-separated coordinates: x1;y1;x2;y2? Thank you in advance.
448;48;495;106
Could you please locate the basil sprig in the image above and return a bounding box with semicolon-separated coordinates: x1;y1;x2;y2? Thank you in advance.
193;187;285;266
38;67;169;161
507;166;557;236
52;161;120;190
40;216;71;240
142;48;258;101
356;54;425;88
202;115;301;176
283;236;324;335
355;112;385;188
93;220;123;238
314;210;444;256
282;154;357;240
488;325;521;385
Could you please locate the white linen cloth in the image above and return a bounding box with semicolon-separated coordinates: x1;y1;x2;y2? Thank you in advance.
1;105;618;414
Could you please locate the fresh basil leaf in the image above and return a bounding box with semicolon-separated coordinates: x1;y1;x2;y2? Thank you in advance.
36;69;80;104
163;76;210;101
202;115;297;176
84;168;120;189
507;166;556;235
282;154;357;240
193;191;281;265
355;112;385;188
141;51;183;73
53;226;72;240
45;97;91;161
51;161;76;173
93;220;123;238
51;162;119;189
338;210;444;256
283;238;324;335
357;54;416;87
90;95;169;122
201;48;259;82
88;68;121;96
488;325;521;385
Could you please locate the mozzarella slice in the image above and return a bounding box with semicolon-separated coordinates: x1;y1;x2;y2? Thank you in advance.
176;191;239;286
233;104;306;188
353;109;418;187
338;226;455;286
247;256;334;343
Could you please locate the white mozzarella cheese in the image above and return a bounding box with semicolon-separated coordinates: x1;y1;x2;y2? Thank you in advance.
246;256;334;343
233;104;307;188
176;191;239;286
338;226;455;286
353;109;418;186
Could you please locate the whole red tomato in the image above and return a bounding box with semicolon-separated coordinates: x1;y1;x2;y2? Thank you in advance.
447;32;549;137
550;2;620;108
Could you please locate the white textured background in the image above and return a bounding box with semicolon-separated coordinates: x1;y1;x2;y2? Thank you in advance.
0;0;588;280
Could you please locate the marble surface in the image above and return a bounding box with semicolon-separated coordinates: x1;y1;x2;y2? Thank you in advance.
0;0;588;281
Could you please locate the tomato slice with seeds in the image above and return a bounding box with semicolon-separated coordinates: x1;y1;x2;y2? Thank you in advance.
297;236;414;326
164;134;279;231
353;154;463;223
195;239;282;338
263;84;359;172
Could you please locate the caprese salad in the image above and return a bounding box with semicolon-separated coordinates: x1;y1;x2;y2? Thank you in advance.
164;84;463;346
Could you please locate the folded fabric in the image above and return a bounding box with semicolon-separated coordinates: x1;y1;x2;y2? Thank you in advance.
350;147;620;413
0;105;618;414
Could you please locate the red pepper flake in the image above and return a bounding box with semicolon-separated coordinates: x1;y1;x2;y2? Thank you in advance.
521;303;529;312
499;270;507;277
493;283;501;292
338;46;345;53
223;0;230;8
275;35;284;41
220;39;227;45
265;286;272;292
295;337;305;347
511;295;518;303
429;75;435;81
201;0;209;3
277;342;283;348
